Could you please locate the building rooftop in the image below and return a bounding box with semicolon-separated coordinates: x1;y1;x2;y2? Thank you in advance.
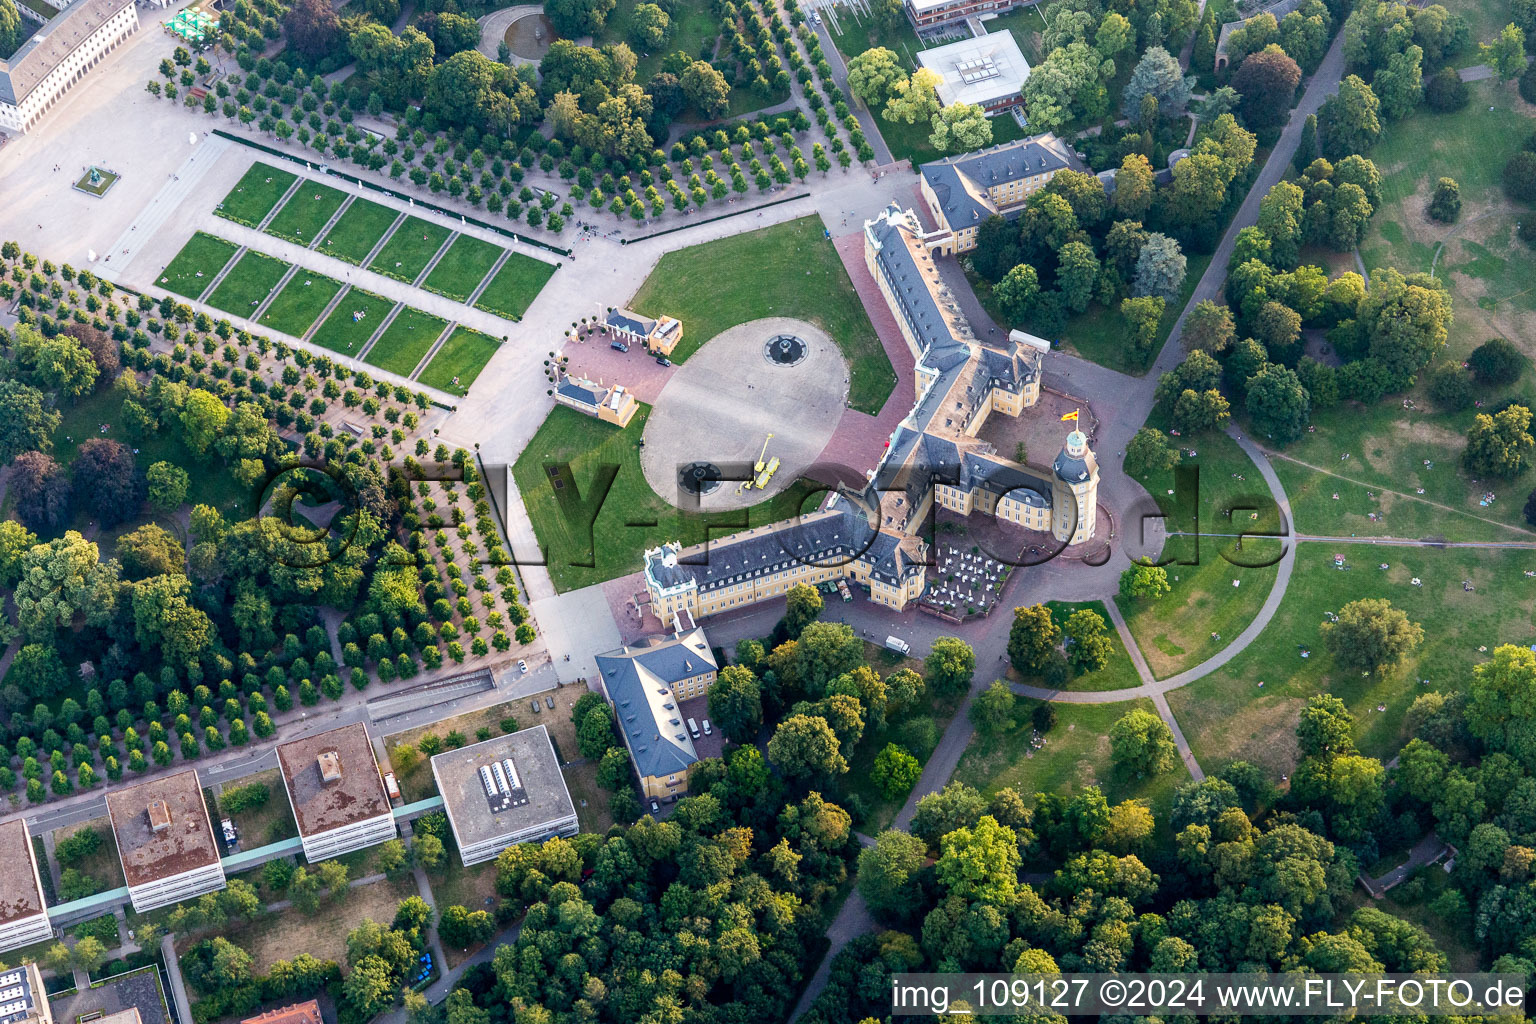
916;32;1031;108
0;0;135;106
47;969;168;1024
596;628;717;778
241;1001;322;1024
276;723;391;837
0;820;46;926
605;308;657;335
431;727;576;848
920;133;1077;228
105;770;220;888
0;964;46;1024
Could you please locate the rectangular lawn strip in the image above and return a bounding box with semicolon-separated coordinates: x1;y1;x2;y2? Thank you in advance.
208;769;298;846
421;234;503;301
316;198;400;264
363;307;450;377
954;697;1187;831
369;216;452;283
472;251;557;320
418;327;500;394
1166;543;1536;779
512;404;826;592
214;162;298;227
309;288;396;356
204;251;292;319
262;182;349;246
52;817;127;892
156;232;240;299
257;270;344;338
628;216;896;414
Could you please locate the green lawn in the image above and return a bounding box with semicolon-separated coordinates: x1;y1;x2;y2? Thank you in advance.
599;0;722;85
204;251;291;319
1167;543;1536;778
156;232;240;300
363;307;449;376
368;216;452;283
214;162;298;228
419;327;501;394
828;5;931;68
979;10;1046;63
263;183;349;245
628;216;896;414
512;404;825;592
309;289;396;355
472;252;557;321
421;234;503;301
258;270;344;339
316;198;400;264
954;697;1188;828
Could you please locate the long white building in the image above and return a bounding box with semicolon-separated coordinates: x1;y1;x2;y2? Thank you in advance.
277;723;397;861
0;821;52;955
106;770;228;913
0;0;138;134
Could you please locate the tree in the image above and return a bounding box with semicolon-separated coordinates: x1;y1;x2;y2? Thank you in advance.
1121;296;1165;363
1484;23;1528;80
72;935;108;974
925;637;975;697
994;263;1040;324
1132;233;1185;302
1373;45;1423;120
73;439;143;527
15;327;98;400
1119;563;1171;600
4;644;69;700
969;680;1016;735
180;389;229;456
846;47;904;109
0;0;20;55
438;905;496;948
1427;177;1461;222
146;461;190;515
1321;597;1424;675
767;715;848;782
1183;300;1235;354
1008;604;1061;673
117;523;186;580
1110;709;1178;775
1056;241;1100;313
0;520;37;588
1469;338;1525;386
1232;45;1300;133
0;379;61;464
785;582;823;638
1022;41;1114;133
857;829;927;919
1245;362;1310;443
1424;66;1468;111
1296;693;1356;758
283;0;342;61
12;451;72;532
708;665;763;744
930;103;992;153
545;0;616;37
870;742;922;797
882;68;942;125
342;955;396;1019
1318;75;1381;158
1504;151;1536;203
1466;645;1536;770
1064;609;1112;673
1258;180;1306;268
1464;404;1535;478
1124;428;1180;478
680;60;729;118
1122;45;1189;121
576;704;615;759
1114;153;1155;218
413;832;445;869
936;815;1020;904
627;1;669;47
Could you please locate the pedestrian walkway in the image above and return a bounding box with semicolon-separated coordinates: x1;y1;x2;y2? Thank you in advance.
98;133;232;277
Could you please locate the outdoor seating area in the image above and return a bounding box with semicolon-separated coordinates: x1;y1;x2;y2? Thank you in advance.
923;542;1010;617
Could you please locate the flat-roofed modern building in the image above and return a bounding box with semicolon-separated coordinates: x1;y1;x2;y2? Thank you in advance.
916;33;1030;115
0;962;52;1024
277;723;396;861
431;726;579;865
105;770;226;913
905;0;1026;32
0;821;52;955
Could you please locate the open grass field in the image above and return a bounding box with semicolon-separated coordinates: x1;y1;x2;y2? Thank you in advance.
310;289;395;355
363;307;449;376
599;0;722;87
1167;543;1536;778
512;404;826;591
1121;425;1286;676
563;761;615;835
979;10;1046;63
316;198;400;264
156;232;239;300
628;216;896;414
210;770;299;847
223;875;416;973
472;252;557;321
954;697;1188;828
421;234;503;301
419;327;500;395
258;270;344;338
204;250;290;319
368;216;452;283
214;162;297;227
262;182;349;246
828;6;931;69
52;817;126;893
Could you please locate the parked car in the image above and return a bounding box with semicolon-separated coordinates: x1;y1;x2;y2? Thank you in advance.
518;659;528;673
531;699;541;713
650;799;661;814
546;696;556;710
655;355;671;366
687;717;700;739
610;340;629;352
702;719;712;736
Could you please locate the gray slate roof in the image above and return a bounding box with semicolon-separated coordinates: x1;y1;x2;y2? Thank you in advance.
0;0;135;106
605;308;655;335
919;135;1074;228
596;628;716;778
555;378;603;408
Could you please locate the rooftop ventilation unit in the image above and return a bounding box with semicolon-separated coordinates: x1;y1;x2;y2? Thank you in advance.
318;750;342;783
148;798;172;833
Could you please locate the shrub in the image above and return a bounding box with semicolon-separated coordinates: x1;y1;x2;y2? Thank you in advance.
1426;177;1460;223
1423;68;1468;111
1504;151;1536;203
1468;338;1525;386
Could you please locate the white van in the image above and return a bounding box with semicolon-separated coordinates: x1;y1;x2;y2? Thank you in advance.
885;636;911;655
687;717;700;739
702;719;713;736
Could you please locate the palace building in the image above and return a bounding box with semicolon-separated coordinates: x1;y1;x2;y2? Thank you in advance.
0;0;138;134
640;202;1099;623
918;133;1078;254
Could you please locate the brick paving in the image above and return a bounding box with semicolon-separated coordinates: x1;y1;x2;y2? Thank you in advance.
562;330;677;404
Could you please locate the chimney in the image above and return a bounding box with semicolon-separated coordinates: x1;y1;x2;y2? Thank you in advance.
147;799;172;833
318;750;342;784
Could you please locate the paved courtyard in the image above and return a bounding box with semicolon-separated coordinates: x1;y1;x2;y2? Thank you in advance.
639;317;848;512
